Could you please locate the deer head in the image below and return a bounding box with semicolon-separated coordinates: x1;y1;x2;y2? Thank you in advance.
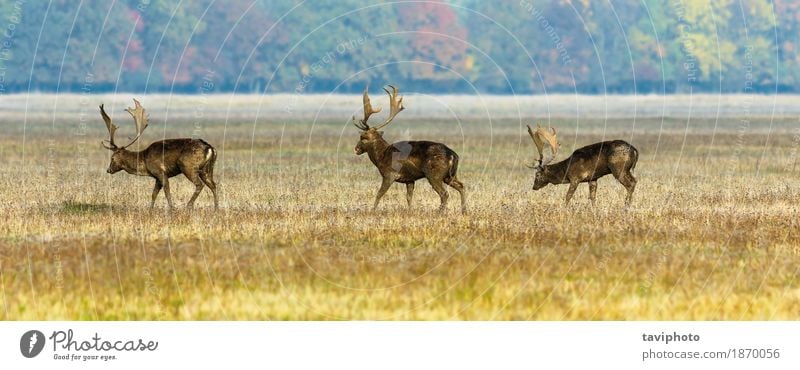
352;84;405;155
100;99;149;173
527;123;560;190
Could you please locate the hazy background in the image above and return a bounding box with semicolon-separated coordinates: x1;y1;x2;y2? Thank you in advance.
0;0;796;95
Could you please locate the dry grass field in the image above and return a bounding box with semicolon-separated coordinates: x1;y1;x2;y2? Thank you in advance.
1;94;799;320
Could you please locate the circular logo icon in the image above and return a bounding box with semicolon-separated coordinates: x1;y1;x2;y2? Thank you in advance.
20;330;45;358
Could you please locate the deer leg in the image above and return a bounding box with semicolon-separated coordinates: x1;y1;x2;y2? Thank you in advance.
187;181;205;210
564;181;579;205
373;177;394;211
161;177;175;210
183;168;205;210
619;172;637;206
428;177;449;213
199;172;218;210
150;180;163;209
588;180;597;206
405;182;415;208
446;177;467;214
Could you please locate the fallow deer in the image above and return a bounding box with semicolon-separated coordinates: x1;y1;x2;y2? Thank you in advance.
527;124;638;206
352;85;466;213
100;99;219;210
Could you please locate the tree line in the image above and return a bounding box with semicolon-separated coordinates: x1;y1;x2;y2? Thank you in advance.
0;0;795;94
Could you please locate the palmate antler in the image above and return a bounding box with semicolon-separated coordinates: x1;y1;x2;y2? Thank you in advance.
352;86;381;130
100;104;118;149
100;99;150;150
352;84;405;131
123;99;149;148
372;85;404;130
527;123;559;167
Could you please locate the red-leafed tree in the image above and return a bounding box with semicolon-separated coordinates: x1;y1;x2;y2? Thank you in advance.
397;1;469;81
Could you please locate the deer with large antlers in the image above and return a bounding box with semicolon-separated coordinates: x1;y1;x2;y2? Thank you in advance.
100;99;219;210
527;124;638;206
352;84;466;213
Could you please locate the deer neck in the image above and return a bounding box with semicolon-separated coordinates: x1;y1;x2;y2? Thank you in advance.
365;137;391;168
545;160;570;184
118;149;149;176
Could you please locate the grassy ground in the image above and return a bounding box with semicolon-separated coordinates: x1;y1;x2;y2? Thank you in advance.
1;95;799;319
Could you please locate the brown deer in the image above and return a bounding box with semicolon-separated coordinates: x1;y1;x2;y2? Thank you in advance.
100;99;219;210
352;85;466;213
526;124;638;206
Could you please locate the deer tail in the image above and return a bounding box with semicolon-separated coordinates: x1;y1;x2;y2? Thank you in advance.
203;144;217;175
449;152;459;179
629;145;638;172
205;146;215;162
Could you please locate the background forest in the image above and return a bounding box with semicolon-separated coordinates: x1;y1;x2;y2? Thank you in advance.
0;0;794;94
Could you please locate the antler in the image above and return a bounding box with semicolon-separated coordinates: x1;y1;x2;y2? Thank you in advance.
372;84;405;130
100;104;118;150
120;98;149;149
526;123;559;167
352;86;382;131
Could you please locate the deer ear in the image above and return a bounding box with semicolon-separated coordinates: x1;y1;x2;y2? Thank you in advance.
378;131;384;136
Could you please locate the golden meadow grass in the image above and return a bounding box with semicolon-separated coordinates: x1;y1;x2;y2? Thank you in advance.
1;95;799;319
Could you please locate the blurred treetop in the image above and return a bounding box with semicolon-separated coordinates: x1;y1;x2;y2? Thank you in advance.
0;0;794;94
